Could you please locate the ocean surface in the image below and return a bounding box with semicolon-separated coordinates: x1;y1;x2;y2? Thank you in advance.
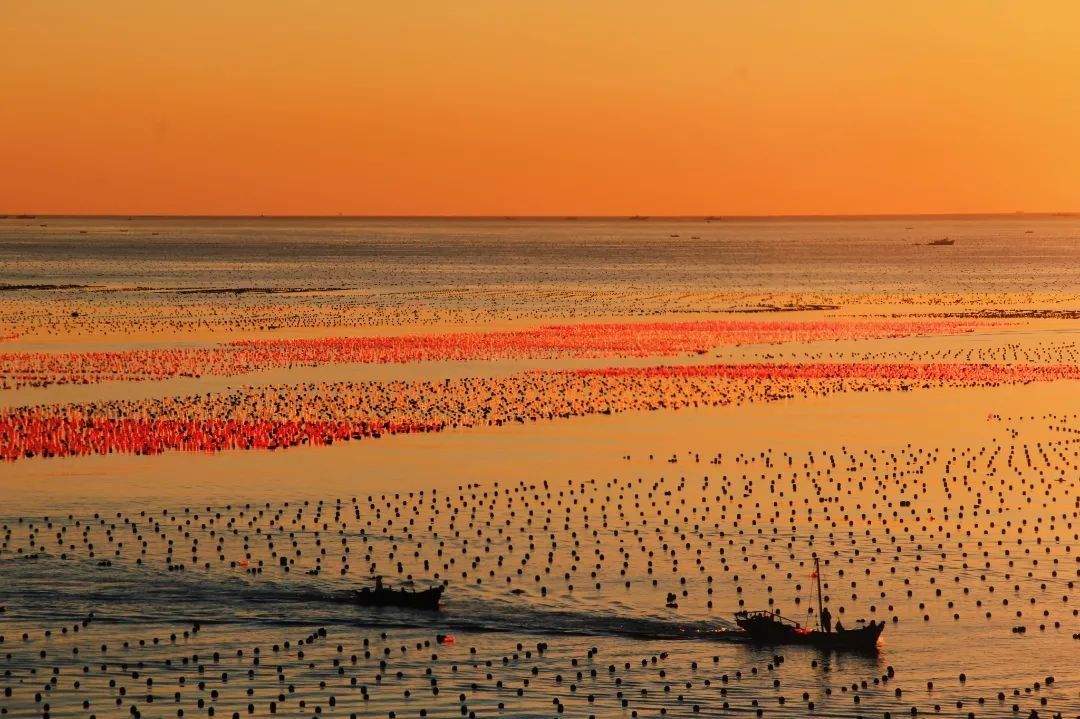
2;215;1079;294
1;216;1079;718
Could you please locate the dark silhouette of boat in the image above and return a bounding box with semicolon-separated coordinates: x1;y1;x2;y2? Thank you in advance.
352;578;444;610
734;610;884;650
928;238;955;246
734;558;884;650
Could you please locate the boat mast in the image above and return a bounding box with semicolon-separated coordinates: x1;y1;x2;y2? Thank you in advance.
815;556;824;630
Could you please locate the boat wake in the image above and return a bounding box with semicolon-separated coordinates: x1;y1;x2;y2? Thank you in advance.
0;556;743;644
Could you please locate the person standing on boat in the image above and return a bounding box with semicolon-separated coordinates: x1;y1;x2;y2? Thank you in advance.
375;576;384;591
820;606;833;633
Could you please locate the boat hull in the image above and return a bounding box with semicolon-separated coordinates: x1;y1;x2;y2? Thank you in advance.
735;612;884;650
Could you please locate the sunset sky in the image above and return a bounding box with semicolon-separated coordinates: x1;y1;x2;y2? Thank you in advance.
2;1;1078;216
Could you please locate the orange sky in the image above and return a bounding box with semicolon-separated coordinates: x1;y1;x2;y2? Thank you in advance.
2;1;1078;216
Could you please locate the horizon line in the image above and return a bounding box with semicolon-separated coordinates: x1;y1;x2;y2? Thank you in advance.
1;211;1077;221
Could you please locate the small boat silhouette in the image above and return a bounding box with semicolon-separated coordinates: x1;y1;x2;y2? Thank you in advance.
734;558;884;650
352;577;445;610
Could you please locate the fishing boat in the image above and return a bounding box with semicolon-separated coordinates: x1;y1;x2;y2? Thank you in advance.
927;238;955;246
352;578;445;610
734;558;884;650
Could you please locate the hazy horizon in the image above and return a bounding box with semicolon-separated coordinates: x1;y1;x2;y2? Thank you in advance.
3;211;1078;221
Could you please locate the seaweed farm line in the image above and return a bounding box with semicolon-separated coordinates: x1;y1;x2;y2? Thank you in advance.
5;361;1080;461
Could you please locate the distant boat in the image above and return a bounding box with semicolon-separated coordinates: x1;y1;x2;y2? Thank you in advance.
352;580;444;610
15;214;35;219
629;215;649;220
928;238;955;246
734;557;884;651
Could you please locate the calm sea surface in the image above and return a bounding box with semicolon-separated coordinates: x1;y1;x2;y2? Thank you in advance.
1;217;1078;718
1;216;1079;294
